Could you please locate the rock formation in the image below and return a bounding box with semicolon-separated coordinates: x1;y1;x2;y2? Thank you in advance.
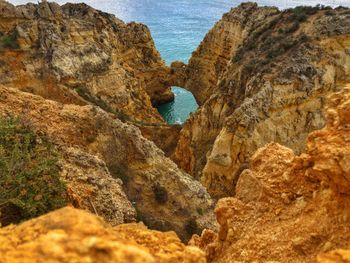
172;3;350;198
0;0;217;240
0;85;216;241
0;207;206;263
190;86;350;262
318;249;350;263
0;0;183;158
0;0;173;124
1;1;350;262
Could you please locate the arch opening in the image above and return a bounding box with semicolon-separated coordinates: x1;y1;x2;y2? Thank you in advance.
157;86;198;125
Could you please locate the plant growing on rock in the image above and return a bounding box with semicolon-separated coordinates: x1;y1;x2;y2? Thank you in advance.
0;33;19;50
0;117;67;226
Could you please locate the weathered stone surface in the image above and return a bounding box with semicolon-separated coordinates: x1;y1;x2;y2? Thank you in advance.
191;86;350;262
0;85;216;241
173;3;350;198
0;0;173;125
318;249;350;263
138;123;182;157
0;207;206;263
59;146;136;225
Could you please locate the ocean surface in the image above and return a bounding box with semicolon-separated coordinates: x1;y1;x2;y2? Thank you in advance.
9;0;350;124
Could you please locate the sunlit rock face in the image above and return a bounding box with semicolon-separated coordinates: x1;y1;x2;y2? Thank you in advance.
0;0;219;241
172;3;350;198
190;86;350;263
0;0;173;125
0;84;217;241
0;207;206;263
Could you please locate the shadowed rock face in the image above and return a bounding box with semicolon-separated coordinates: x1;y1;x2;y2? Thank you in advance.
0;85;216;241
171;3;350;198
190;86;350;263
0;0;173;124
0;207;206;263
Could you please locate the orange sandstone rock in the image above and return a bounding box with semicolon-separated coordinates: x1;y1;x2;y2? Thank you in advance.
192;87;350;262
0;207;206;263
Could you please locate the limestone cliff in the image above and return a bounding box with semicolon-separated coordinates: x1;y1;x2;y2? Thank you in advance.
0;85;216;240
0;0;173;125
190;86;350;262
0;207;206;263
172;3;350;198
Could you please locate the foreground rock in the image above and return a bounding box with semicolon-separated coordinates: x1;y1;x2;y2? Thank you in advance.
0;0;172;124
318;250;350;262
190;86;350;262
0;207;206;263
0;85;216;240
172;3;350;198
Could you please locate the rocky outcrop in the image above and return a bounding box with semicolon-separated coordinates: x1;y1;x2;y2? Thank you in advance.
173;3;350;198
318;249;350;262
59;146;136;226
190;86;350;262
0;0;172;125
0;84;216;241
0;207;206;263
170;3;279;105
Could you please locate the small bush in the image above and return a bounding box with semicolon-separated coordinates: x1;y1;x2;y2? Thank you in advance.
232;50;243;62
196;207;203;215
0;117;67;226
0;34;19;50
153;184;168;204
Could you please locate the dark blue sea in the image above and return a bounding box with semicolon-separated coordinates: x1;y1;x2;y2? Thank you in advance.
9;0;350;124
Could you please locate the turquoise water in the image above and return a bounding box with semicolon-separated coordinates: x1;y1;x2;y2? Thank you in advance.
10;0;350;123
157;87;197;124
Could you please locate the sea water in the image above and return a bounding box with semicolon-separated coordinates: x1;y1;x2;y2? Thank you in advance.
9;0;350;124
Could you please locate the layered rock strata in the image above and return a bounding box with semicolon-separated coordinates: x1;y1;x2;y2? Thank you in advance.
190;86;350;262
172;3;350;198
0;0;173;125
0;85;216;241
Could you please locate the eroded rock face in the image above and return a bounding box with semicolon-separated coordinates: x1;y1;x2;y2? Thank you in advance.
173;3;350;198
0;85;216;241
0;1;173;124
318;249;350;263
59;146;136;225
0;207;206;263
190;87;350;262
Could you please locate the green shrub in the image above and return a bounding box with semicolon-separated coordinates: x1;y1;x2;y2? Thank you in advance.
153;184;168;204
196;207;203;215
288;5;331;21
0;117;67;226
232;50;243;62
0;34;19;50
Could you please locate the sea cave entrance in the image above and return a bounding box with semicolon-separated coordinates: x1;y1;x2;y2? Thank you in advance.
157;87;198;125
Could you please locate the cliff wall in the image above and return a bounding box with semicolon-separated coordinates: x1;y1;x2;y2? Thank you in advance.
172;3;350;198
